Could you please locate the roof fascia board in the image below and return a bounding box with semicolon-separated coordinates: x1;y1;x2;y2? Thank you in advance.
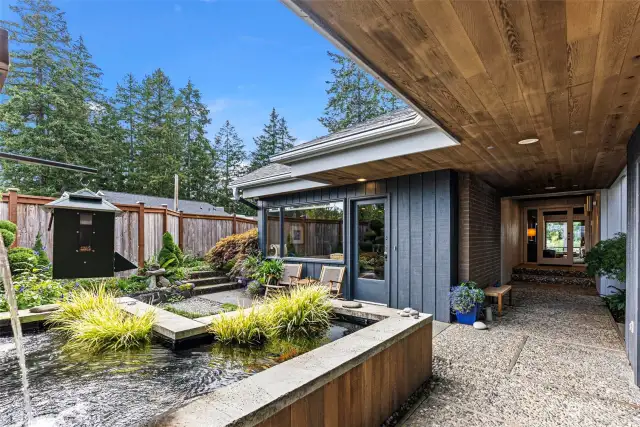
279;0;461;145
271;114;430;163
241;179;330;199
287;128;456;178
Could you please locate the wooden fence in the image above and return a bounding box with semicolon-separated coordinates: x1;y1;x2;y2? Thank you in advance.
1;190;257;268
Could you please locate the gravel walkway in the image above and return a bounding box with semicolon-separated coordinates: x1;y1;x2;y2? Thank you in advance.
401;283;640;427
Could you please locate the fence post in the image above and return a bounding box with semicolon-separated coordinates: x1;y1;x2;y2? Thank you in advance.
7;188;18;247
137;201;145;268
161;204;168;234
232;213;237;234
178;210;184;251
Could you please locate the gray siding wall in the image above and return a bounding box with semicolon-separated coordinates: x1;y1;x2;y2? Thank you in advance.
258;170;458;322
627;127;640;386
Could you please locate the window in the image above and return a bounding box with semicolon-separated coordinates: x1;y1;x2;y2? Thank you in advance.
266;208;280;257
78;212;93;252
266;202;344;260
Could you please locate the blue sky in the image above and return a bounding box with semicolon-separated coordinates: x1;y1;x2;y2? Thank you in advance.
0;0;338;150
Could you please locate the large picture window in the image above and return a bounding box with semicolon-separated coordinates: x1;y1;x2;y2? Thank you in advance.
267;202;344;261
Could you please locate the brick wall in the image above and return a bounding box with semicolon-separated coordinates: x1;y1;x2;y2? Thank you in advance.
458;173;501;288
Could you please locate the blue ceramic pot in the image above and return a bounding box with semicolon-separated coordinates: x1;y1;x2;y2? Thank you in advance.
455;305;477;325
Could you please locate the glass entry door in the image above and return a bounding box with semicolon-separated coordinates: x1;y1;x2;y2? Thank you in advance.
352;198;389;305
540;209;573;265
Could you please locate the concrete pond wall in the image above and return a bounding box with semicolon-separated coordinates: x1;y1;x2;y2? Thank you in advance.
153;303;433;427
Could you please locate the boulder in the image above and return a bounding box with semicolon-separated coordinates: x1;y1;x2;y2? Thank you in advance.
403;307;412;313
29;304;60;313
473;321;488;330
145;268;166;277
158;276;171;288
400;312;410;317
342;301;362;309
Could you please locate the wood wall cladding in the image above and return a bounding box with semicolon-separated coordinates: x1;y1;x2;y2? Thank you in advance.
291;0;640;194
255;322;433;427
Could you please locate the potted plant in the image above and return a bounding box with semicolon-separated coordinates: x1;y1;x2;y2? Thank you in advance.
459;280;484;317
255;258;284;287
450;285;485;325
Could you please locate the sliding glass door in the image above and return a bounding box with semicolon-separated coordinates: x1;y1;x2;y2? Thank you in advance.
540;208;573;265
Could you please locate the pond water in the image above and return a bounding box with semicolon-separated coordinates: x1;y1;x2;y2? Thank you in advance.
0;320;361;427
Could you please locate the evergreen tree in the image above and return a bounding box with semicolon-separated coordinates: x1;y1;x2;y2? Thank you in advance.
175;79;216;202
0;0;100;194
213;120;247;211
319;51;403;133
249;108;295;171
92;100;129;192
133;69;182;197
70;36;104;104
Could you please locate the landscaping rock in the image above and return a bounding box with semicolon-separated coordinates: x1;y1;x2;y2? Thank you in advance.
403;307;412;313
29;304;60;313
400;312;410;317
145;268;166;277
342;301;362;309
473;321;488;330
158;276;171;288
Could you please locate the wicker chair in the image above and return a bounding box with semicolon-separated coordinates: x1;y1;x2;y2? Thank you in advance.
264;263;303;297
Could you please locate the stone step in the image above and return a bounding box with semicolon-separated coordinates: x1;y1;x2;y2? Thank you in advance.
116;297;208;342
511;273;595;287
187;276;230;287
512;266;592;278
187;270;226;280
193;282;242;296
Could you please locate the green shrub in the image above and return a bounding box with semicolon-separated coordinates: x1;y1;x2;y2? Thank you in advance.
586;233;626;283
204;229;258;268
0;219;17;234
5;272;67;310
255;258;284;286
221;303;239;312
230;254;262;279
0;228;15;247
48;285;155;352
209;306;269;345
264;285;333;339
157;232;183;269
7;247;38;274
603;286;625;322
32;232;50;266
246;280;264;297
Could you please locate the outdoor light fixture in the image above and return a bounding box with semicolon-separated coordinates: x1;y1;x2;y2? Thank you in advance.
518;138;539;145
545;186;556;190
572;130;584;135
357;178;366;182
487;146;495;150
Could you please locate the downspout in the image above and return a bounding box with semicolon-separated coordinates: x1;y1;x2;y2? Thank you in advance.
232;186;258;211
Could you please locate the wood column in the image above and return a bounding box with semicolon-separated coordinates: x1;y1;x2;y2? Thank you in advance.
232;213;237;234
137;202;145;268
7;188;18;247
178;210;184;250
161;204;168;234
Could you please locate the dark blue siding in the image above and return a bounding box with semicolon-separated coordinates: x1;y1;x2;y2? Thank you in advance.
259;170;458;321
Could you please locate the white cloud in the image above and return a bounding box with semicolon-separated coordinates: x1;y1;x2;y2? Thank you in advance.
208;98;229;114
174;4;182;13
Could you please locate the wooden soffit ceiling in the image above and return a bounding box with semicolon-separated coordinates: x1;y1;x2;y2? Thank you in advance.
288;0;640;194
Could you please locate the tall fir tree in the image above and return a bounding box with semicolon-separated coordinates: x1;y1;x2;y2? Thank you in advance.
249;108;295;171
114;73;141;186
175;79;216;202
319;51;403;133
0;0;104;194
213;120;247;212
133;69;182;197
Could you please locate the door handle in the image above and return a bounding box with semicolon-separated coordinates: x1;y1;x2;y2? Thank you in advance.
384;251;388;261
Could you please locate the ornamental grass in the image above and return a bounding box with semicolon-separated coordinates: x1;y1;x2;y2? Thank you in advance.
48;285;155;352
264;285;333;339
208;305;269;345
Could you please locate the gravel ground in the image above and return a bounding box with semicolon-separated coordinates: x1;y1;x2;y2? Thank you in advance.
162;297;224;317
401;283;640;427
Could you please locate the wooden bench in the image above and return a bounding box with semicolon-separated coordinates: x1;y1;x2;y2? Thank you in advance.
483;285;513;316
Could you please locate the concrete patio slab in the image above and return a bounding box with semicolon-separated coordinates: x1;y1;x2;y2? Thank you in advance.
511;337;640;405
433;325;526;373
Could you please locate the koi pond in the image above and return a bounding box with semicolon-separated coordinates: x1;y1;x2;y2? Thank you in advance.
0;319;362;427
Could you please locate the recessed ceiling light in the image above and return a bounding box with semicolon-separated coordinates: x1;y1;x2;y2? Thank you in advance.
572;184;579;187
357;178;366;182
545;186;556;190
518;138;539;145
572;130;584;135
487;146;495;150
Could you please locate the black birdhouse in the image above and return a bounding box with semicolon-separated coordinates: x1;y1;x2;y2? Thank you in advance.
43;189;136;279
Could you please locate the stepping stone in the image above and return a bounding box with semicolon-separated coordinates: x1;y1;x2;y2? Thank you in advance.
342;301;362;309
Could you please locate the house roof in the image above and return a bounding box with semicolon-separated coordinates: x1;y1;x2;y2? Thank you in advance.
97;190;228;216
232;107;416;187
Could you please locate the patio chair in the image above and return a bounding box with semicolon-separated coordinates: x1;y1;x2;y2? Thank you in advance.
264;263;303;297
317;265;346;298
